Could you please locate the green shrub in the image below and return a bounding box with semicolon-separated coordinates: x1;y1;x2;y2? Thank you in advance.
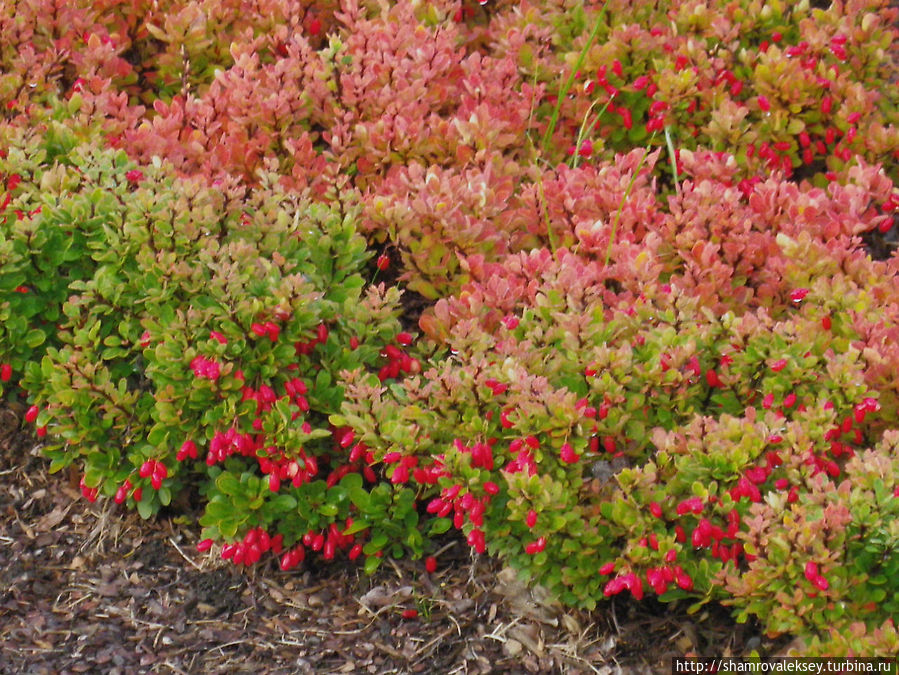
1;117;433;572
343;241;899;650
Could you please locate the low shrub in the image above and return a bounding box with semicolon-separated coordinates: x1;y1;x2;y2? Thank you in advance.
492;0;899;184
1;114;433;573
343;249;899;650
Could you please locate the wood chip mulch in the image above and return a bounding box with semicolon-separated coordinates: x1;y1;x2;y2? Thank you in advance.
0;407;788;674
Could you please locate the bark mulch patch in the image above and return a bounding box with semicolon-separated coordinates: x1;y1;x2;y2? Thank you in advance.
0;407;788;674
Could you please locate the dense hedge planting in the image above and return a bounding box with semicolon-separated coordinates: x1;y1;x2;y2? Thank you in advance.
1;0;898;656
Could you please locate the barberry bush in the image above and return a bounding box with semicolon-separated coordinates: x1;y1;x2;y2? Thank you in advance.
1;108;429;572
341;238;899;651
495;0;899;182
1;0;898;658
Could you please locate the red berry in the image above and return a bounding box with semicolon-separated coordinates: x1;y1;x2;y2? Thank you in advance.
559;443;580;464
25;405;39;423
674;566;693;590
525;537;546;555
676;496;703;515
425;556;437;573
197;539;214;552
790;288;809;303
376;254;390;270
177;440;197;461
265;322;280;342
705;369;723;388
401;608;418;619
0;363;11;382
501;315;519;330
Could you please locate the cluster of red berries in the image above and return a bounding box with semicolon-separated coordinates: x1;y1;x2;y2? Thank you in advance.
189;355;221;380
24;404;48;437
381;448;420;485
294;322;329;356
113;478;142;504
645;495;748;568
600;560;694;600
217;527;284;567
279;519;358;570
79;476;99;503
377;333;419;381
0;172;21;211
804;561;830;592
503;436;539;475
139;459;168;489
426;480;495;555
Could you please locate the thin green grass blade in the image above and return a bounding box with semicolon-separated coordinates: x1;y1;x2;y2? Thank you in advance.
541;2;609;157
604;134;656;269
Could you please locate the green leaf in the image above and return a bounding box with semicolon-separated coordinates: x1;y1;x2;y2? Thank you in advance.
47;457;70;473
24;329;46;348
219;518;239;538
363;533;388;555
363;555;382;574
137;499;154;520
201;500;230;522
348;487;370;510
315;368;332;390
158;485;172;506
428;518;451;535
216;472;242;496
269;494;298;512
343;519;369;535
147;425;168;447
